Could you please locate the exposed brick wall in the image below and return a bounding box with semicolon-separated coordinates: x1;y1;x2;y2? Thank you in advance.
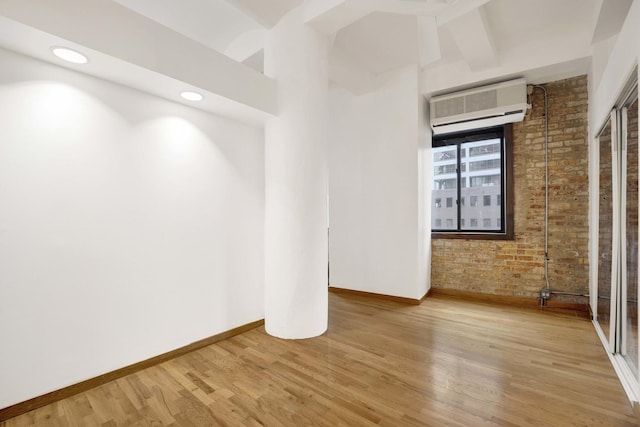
430;75;589;299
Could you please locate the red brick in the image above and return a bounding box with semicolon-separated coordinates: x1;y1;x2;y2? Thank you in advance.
431;75;589;299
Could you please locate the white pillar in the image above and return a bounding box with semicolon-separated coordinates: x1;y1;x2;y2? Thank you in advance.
263;8;329;339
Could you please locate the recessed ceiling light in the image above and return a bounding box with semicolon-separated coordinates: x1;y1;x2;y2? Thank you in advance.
180;91;204;102
51;47;88;64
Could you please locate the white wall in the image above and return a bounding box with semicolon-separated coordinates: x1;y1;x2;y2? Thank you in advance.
590;1;640;128
591;34;619;94
587;2;640;403
0;48;265;409
589;0;640;311
417;92;432;298
0;0;277;116
328;65;426;299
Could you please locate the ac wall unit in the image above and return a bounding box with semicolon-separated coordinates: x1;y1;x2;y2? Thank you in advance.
429;78;527;135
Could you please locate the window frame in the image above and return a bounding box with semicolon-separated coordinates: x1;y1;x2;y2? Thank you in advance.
431;124;514;240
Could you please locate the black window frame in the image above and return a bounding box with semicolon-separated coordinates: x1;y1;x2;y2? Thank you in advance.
431;124;514;240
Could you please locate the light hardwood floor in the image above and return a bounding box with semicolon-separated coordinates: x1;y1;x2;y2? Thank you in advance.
2;293;638;426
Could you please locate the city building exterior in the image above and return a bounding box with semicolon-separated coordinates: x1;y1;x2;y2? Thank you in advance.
432;136;503;231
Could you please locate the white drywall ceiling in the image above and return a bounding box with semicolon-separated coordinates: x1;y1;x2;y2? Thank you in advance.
0;0;630;115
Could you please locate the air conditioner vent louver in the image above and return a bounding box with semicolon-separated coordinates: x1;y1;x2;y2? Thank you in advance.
429;79;526;135
466;89;497;112
434;97;464;119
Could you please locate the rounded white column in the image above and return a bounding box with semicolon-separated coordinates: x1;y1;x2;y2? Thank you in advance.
263;8;329;339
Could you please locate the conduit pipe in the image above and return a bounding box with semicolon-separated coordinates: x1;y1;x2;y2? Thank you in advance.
527;85;551;306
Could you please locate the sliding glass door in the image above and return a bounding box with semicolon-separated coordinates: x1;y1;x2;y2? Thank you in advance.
623;95;639;376
596;74;639;393
598;115;615;351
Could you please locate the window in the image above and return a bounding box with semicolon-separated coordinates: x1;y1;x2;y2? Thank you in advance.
435;164;457;175
469;142;500;156
470;175;501;187
431;125;514;240
470;159;501;172
434;178;457;190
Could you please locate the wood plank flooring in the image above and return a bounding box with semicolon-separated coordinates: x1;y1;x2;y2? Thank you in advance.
2;293;637;426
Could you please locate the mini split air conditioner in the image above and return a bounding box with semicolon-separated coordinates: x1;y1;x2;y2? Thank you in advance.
429;78;527;135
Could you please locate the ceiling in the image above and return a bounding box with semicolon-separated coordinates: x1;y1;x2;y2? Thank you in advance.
112;0;263;54
0;0;633;123
111;0;621;91
333;11;420;75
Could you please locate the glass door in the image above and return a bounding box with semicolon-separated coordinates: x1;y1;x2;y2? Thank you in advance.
595;74;638;396
622;94;639;376
598;114;616;351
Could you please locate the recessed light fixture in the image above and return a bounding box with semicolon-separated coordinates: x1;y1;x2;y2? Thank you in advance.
180;91;204;102
51;47;88;64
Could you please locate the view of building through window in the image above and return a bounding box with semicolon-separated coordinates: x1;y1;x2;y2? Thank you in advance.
432;133;503;232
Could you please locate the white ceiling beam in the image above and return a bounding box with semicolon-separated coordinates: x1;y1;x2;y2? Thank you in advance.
445;6;498;72
304;0;373;36
305;0;494;33
0;0;277;115
224;28;265;63
225;0;303;28
242;49;264;74
348;0;449;16
436;0;492;26
591;0;633;43
417;16;441;67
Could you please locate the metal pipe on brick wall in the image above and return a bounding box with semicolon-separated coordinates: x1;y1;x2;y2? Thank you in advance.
550;291;589;297
529;84;550;305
